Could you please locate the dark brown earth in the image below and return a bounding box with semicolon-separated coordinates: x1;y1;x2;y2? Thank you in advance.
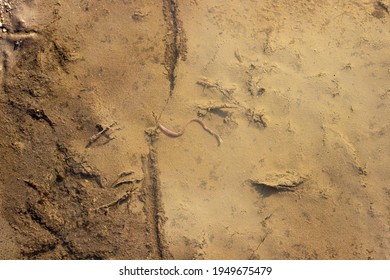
0;0;169;259
1;0;389;260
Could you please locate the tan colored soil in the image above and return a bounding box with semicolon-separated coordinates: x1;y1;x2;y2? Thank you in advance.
0;0;389;259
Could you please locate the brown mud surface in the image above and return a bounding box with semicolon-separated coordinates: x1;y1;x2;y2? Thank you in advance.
0;0;389;259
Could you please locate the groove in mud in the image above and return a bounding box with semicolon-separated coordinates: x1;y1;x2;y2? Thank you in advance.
162;0;187;96
137;1;187;258
1;50;8;91
141;141;171;259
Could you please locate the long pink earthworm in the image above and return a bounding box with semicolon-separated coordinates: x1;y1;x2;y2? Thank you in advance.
158;119;223;146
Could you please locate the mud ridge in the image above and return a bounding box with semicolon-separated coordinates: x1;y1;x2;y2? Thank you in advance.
162;0;187;96
141;140;171;259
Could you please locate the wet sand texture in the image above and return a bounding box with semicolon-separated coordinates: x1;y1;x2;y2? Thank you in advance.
0;0;389;259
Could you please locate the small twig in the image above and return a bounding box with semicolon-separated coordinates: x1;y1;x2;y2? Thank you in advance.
4;32;39;42
197;103;238;111
93;189;135;212
111;180;137;188
86;121;117;148
197;78;235;97
111;178;143;188
109;171;133;187
197;103;238;117
110;171;143;188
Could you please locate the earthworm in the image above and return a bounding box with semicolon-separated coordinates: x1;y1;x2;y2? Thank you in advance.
158;119;223;146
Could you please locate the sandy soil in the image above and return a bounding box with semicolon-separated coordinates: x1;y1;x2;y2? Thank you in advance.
0;0;389;259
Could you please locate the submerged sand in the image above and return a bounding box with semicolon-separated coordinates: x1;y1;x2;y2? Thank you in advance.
0;0;389;259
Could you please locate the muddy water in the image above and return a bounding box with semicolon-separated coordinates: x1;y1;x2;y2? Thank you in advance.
158;0;390;259
0;0;389;259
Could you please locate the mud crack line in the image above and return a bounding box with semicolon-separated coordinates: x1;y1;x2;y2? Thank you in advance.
163;0;186;96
